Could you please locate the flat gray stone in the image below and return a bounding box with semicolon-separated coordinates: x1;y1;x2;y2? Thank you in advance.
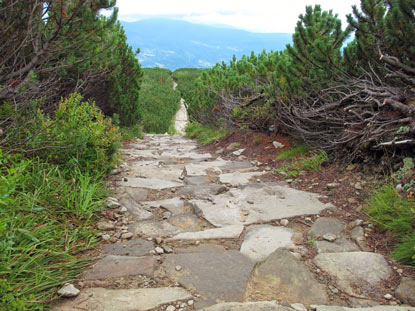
240;225;296;262
167;214;202;231
162;251;255;302
396;277;415;306
117;177;183;190
178;184;225;199
53;287;192;311
102;238;154;256
142;197;186;215
184;176;210;185
192;183;331;227
307;217;345;239
245;249;328;305
311;306;415;311
199;301;295;311
160;151;212;161
85;255;155;280
175;243;227;254
218;161;254;173
313;252;392;297
184;161;225;176
313;239;360;254
119;196;153;220
219;171;265;186
129;165;184;181
168;225;244;241
124;187;148;202
129;220;184;237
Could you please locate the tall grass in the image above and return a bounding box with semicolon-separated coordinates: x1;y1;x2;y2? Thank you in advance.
0;156;104;310
365;185;415;265
185;122;227;145
276;144;311;160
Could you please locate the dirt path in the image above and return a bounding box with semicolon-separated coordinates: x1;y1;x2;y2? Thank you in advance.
54;134;415;311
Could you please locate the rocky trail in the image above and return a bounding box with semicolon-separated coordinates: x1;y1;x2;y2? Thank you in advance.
54;126;415;310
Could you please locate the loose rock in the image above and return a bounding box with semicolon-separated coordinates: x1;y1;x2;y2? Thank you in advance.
57;283;80;298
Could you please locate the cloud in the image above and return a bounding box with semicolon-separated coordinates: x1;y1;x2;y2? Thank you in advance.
113;0;361;33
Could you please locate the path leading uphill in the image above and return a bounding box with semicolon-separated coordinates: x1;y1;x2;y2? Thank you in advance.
54;135;415;309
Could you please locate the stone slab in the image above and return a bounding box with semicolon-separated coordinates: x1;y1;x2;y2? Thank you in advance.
240;225;295;262
85;255;155;280
307;217;345;239
184;176;210;185
178;184;225;200
160;151;212;161
168;225;244;241
128;165;184;181
119;196;153;221
162;251;255;302
52;287;192;311
192;183;331;227
167;214;202;231
218;161;254;173
129;220;184;237
245;249;328;305
313;239;360;254
184;161;226;176
199;301;295;311
218;171;265;186
102;238;154;256
142;197;186;215
395;277;415;306
123;187;148;202
313;252;392;297
175;243;227;254
117;177;183;190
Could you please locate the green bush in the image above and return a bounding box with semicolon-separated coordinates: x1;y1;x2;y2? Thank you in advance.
276;144;311;160
185;122;227;145
365;185;415;265
36;93;121;175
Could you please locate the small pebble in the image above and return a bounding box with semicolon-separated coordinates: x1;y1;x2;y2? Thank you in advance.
195;240;200;246
397;268;403;274
322;233;337;242
155;247;164;254
280;219;289;226
166;306;175;311
57;283;80;297
187;299;194;306
102;234;111;241
155;237;163;244
175;265;182;271
384;293;393;300
163;245;173;253
121;232;133;239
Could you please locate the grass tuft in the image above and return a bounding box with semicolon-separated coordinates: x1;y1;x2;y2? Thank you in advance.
365;184;415;265
277;144;311;160
185;122;227;145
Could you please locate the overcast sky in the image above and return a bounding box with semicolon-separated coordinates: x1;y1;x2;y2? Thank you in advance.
111;0;361;33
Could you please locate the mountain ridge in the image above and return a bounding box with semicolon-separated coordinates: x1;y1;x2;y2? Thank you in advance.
121;19;292;70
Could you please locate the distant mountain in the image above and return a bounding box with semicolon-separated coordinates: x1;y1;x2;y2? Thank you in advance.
121;19;292;70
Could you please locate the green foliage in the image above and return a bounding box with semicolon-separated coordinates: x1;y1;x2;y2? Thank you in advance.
397;157;415;179
139;68;181;133
172;68;206;114
119;125;144;141
276;145;311;160
35;93;121;175
185;122;227;145
0;153;105;310
276;150;328;177
365;185;415;264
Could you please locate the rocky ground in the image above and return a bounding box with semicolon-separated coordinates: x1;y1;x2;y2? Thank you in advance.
53;132;415;311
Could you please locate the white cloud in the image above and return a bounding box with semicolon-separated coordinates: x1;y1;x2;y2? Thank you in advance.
113;0;361;33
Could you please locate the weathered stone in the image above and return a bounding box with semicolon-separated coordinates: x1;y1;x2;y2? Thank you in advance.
142;197;186;215
272;141;285;149
199;301;294;311
291;303;307;311
160;151;212;161
167;214;202;231
129;165;184;181
184;161;226;176
351;226;370;251
102;238;154;256
178;184;225;199
218;171;265;186
162;251;255;302
119;196;153;221
240;225;295;262
168;225;244;241
191;183;331;227
97;221;115;231
396;277;415;306
53;287;192;311
313;239;360;253
57;284;80;297
117;177;183;190
245;249;328;304
175;243;227;254
85;255;155;280
123;187;149;202
307;217;345;239
184;176;210;185
129;220;184;237
232;148;245;156
313;252;392;297
218;161;254;173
